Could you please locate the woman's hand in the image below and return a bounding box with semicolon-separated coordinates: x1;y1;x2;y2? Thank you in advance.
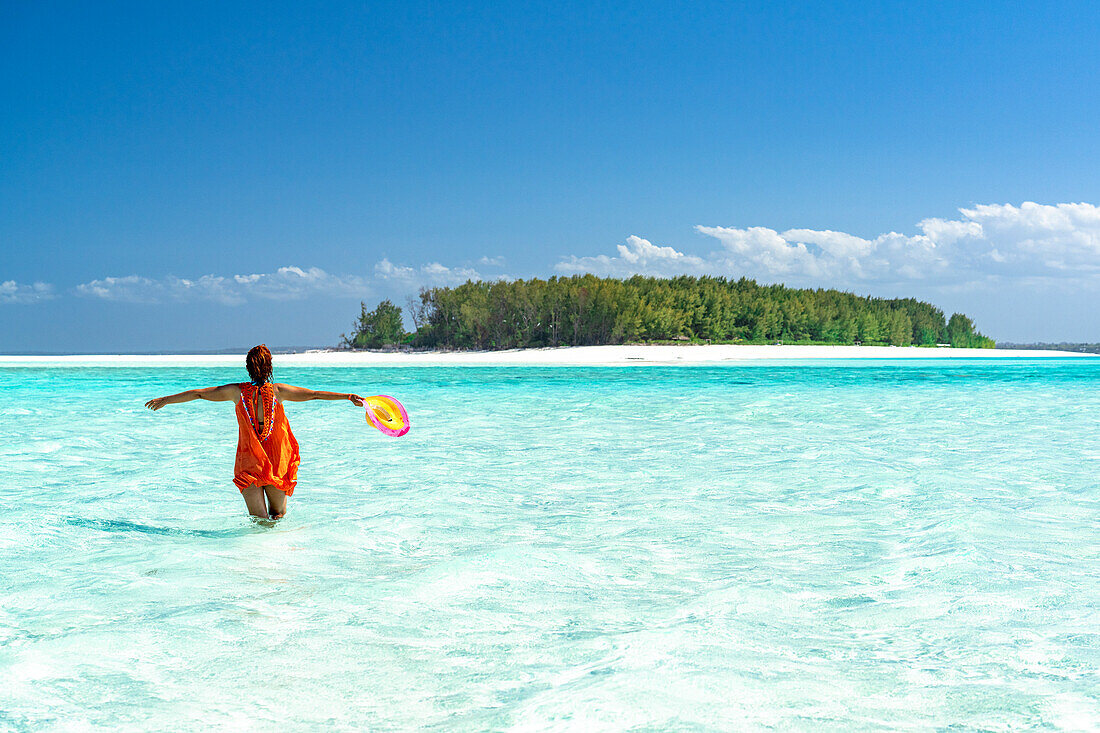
348;394;364;407
145;396;171;411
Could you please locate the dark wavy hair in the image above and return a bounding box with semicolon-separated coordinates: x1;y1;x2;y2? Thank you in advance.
246;344;273;385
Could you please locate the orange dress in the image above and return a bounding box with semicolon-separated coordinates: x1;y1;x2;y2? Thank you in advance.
233;382;301;496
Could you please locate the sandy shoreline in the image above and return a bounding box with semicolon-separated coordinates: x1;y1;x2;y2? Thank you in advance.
0;344;1088;366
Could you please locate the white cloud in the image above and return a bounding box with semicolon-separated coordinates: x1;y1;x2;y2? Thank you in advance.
75;266;367;304
76;274;231;304
954;202;1100;273
556;202;1100;287
696;227;821;276
557;235;707;276
0;280;54;304
73;259;482;306
232;266;366;299
374;258;480;287
60;202;1100;308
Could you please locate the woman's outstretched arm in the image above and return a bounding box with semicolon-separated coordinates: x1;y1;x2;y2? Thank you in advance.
275;384;364;406
145;384;241;411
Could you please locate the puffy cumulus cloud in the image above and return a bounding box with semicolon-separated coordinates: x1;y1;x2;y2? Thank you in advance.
556;235;707;276
557;202;1100;286
76;274;234;304
374;258;480;287
694;227;823;276
231;266;366;300
76;266;367;305
73;260;482;306
954;202;1100;273
0;280;54;304
693;225;946;282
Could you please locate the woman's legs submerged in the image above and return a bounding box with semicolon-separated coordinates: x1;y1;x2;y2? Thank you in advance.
242;485;270;519
264;486;288;519
242;484;290;519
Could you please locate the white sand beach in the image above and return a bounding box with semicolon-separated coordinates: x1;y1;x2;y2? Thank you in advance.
0;344;1086;366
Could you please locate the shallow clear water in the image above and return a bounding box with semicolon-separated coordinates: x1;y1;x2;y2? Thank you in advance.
1;360;1098;730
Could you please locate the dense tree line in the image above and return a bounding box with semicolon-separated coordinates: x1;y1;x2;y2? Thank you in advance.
344;275;995;350
342;299;405;349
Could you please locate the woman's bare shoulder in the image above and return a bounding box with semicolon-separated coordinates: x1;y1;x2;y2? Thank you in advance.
272;382;294;397
272;383;311;401
196;383;243;402
220;383;245;397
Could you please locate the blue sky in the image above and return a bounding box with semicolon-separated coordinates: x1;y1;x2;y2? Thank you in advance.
4;1;1100;350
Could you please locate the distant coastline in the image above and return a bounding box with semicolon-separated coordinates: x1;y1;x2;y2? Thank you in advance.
0;346;326;357
997;342;1100;354
0;344;1089;367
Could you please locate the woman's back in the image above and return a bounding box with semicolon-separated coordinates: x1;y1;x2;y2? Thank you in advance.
234;381;299;495
239;381;278;441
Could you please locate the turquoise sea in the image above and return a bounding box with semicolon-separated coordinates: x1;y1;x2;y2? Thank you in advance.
1;359;1098;730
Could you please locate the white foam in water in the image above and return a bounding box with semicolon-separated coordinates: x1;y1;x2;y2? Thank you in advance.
0;360;1098;729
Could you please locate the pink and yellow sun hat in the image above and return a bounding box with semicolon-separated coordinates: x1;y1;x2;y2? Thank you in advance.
364;395;410;437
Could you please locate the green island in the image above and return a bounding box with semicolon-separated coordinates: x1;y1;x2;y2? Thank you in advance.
342;274;994;350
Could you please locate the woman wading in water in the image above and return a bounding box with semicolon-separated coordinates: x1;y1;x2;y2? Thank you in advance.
145;344;363;519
